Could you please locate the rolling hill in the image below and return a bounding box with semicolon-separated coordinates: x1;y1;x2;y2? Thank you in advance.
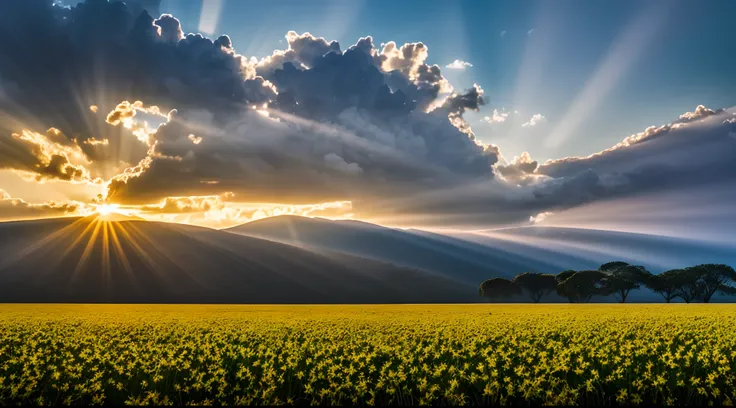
228;216;736;302
226;216;582;284
0;215;476;303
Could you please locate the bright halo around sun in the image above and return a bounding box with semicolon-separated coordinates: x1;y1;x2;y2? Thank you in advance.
95;204;119;216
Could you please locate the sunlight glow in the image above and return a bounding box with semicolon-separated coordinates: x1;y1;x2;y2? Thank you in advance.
95;204;118;216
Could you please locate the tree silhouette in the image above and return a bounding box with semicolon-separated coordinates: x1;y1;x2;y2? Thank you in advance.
479;278;521;302
556;270;576;283
556;270;609;303
599;262;651;303
689;264;736;303
512;272;558;303
645;270;680;303
672;268;701;303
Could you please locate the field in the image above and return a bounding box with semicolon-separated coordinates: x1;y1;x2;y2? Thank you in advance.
0;304;735;406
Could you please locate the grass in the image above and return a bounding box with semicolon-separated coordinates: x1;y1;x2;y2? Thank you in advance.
0;304;734;405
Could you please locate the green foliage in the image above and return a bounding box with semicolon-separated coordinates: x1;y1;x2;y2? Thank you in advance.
512;272;558;303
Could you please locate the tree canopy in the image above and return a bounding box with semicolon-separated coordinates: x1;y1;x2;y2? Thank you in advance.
645;269;681;303
556;270;609;303
479;278;521;301
512;272;558;303
479;262;736;303
599;262;651;303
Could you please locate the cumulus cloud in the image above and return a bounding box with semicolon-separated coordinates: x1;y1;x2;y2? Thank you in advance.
353;106;736;228
0;189;85;221
495;152;543;184
679;104;716;122
0;128;98;184
536;106;736;204
445;60;473;70
484;109;509;124
522;113;546;127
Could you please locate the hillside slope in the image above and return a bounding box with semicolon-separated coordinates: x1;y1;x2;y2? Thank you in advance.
0;216;475;303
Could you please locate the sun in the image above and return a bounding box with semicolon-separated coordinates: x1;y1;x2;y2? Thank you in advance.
95;204;119;216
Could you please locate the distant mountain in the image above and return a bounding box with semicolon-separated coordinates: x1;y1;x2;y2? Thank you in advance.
226;216;578;284
0;217;476;303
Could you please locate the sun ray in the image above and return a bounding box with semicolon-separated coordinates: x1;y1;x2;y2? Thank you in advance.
108;222;137;291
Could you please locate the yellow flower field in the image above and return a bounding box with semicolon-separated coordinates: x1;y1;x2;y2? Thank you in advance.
0;304;734;405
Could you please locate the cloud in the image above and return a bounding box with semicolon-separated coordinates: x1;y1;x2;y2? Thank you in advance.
137;195;353;228
527;29;534;36
352;105;736;228
0;189;85;221
678;104;717;122
500;30;506;38
0;128;99;184
445;60;473;70
495;151;543;184
522;113;546;127
530;211;552;224
537;105;736;197
0;1;733;231
484;109;509;124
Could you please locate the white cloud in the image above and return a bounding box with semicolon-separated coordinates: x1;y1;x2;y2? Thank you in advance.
527;29;534;36
500;30;506;38
445;59;473;70
483;109;509;124
522;113;546;127
679;104;715;121
529;211;552;224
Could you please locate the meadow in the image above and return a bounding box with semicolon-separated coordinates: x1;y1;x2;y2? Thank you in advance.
0;304;735;406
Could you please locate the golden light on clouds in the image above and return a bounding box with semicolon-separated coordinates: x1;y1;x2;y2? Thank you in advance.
134;196;354;229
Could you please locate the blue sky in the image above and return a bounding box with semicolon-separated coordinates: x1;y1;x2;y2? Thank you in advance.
161;0;736;161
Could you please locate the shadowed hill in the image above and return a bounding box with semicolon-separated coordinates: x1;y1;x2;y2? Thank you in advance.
0;217;475;303
228;216;736;302
226;216;570;284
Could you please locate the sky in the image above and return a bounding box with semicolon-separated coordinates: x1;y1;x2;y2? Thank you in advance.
162;0;736;160
0;0;735;239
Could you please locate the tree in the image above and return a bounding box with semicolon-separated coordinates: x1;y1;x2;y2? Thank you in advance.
645;270;680;303
556;270;609;303
689;264;736;303
599;261;631;273
479;278;521;302
512;272;558;303
672;268;700;303
599;262;651;303
556;270;577;283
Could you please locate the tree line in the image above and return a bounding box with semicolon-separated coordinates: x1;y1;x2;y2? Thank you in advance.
479;262;736;303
